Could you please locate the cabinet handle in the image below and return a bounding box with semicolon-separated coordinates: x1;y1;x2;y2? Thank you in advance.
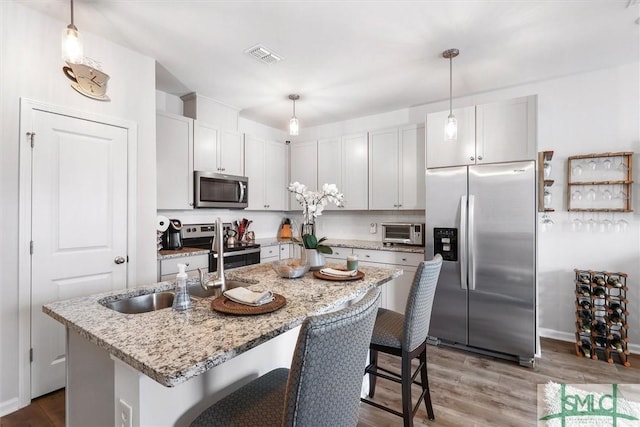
393;204;397;207
365;255;371;258
470;156;475;161
222;167;226;171
402;257;407;262
477;155;483;161
189;202;194;206
398;204;403;207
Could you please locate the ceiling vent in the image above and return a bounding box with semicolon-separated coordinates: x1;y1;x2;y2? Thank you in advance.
244;44;282;64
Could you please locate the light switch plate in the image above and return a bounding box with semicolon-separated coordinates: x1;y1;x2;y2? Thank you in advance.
369;223;377;234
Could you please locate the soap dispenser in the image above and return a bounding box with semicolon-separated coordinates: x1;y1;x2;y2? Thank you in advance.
172;263;192;311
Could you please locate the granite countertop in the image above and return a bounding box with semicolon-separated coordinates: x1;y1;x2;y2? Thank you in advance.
158;247;210;260
44;263;401;388
254;238;424;254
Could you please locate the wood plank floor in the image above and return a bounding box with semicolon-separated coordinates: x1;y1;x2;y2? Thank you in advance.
2;338;638;427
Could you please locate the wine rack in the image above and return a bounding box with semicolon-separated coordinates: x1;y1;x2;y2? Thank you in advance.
574;269;631;367
538;150;554;212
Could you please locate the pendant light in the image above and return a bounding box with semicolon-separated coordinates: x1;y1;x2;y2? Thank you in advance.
443;48;459;141
288;94;300;136
62;0;83;64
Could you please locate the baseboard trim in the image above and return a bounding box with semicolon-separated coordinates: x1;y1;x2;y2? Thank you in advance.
539;328;639;355
0;397;20;417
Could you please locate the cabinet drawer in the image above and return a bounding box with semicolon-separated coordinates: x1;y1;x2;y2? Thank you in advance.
261;246;279;262
352;249;423;267
160;254;209;275
324;246;353;260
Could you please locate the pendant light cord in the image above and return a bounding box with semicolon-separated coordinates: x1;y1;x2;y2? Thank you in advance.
449;55;452;116
70;0;74;26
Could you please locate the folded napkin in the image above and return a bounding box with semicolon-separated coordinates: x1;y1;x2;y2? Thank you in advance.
224;287;274;306
320;268;358;277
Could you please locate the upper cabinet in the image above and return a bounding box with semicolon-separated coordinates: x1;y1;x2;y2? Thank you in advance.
289;140;318;210
426;95;537;168
157;111;194;210
245;135;287;211
317;133;368;210
369;124;425;210
193;122;244;176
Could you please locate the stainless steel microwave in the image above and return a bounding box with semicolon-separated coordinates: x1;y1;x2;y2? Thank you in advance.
381;223;424;246
194;171;248;209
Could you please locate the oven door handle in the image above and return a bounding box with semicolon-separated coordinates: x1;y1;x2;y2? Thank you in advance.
212;248;261;257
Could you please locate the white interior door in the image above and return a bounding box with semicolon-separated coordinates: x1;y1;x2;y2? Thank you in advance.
29;109;128;398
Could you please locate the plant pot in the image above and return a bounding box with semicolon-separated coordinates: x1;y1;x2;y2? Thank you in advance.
305;248;325;270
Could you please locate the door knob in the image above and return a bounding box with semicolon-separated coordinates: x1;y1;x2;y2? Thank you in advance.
114;256;126;264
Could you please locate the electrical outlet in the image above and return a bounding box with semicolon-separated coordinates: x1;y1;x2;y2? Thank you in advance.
118;399;133;427
369;223;377;234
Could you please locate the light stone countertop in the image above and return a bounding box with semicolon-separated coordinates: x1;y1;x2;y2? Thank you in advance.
157;247;210;260
255;238;425;254
43;263;402;388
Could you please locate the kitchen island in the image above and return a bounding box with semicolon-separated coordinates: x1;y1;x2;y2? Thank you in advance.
44;263;401;427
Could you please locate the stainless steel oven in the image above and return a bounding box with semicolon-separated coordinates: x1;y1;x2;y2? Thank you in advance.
181;223;260;271
194;171;248;209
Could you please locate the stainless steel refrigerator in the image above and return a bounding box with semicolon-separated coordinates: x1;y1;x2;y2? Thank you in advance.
425;161;536;366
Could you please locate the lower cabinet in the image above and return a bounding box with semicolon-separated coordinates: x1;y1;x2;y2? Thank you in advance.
157;254;209;282
260;245;280;263
326;246;422;314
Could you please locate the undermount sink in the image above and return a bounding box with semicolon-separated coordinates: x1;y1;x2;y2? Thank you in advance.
188;280;251;299
103;292;174;314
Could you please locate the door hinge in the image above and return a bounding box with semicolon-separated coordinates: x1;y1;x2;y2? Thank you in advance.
27;132;35;148
30;240;34;255
30;348;33;363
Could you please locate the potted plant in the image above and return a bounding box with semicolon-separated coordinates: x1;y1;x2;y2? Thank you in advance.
288;182;343;269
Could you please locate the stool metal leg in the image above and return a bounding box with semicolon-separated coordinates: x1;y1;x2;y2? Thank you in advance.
419;348;434;420
401;350;413;427
368;349;378;398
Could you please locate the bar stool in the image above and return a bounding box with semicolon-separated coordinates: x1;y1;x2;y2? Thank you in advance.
361;255;443;427
190;288;381;427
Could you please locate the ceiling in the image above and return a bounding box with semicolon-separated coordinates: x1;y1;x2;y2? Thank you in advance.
17;0;640;131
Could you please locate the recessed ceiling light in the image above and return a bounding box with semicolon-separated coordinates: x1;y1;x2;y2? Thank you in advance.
244;44;283;64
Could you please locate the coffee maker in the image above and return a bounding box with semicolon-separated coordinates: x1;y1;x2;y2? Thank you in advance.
162;219;183;250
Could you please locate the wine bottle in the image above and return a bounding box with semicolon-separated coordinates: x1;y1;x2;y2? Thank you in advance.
607;312;623;326
594;321;607;336
593;286;606;298
610;335;624;353
594;336;607;348
579;299;591;310
581;339;592;358
580;323;592;334
578;273;591;284
609;301;623;314
607;276;623;288
593;274;606;286
579;309;593;323
578;285;591;297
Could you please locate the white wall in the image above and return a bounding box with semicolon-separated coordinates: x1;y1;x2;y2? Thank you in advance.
1;2;157;413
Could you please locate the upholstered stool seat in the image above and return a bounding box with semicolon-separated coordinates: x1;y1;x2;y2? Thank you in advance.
361;254;443;427
190;288;381;427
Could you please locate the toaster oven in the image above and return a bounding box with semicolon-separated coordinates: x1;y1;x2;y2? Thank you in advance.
381;223;424;246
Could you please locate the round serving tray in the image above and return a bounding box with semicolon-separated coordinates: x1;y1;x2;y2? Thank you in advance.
211;293;286;315
313;270;365;281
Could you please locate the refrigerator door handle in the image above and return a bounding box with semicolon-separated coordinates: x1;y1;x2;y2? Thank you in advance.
468;194;476;291
459;195;468;290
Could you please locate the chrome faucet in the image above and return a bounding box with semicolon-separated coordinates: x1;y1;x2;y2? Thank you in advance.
198;217;226;293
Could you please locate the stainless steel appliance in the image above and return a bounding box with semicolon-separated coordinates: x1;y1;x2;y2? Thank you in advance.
181;223;260;271
381;223;424;246
425;161;536;367
194;171;248;209
162;219;183;250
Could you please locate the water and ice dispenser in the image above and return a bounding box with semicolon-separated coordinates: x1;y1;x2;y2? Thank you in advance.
433;228;458;261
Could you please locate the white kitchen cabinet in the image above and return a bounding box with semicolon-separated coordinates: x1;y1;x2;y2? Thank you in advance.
317;133;368;210
245;135;287;211
342;133;369;210
279;243;291;259
369;124;425;210
324;246;352;261
352;248;423;314
426;95;536;168
426;106;475;168
289;140;318;209
317;137;342;211
194;123;244;176
157;254;209;282
157;111;194;210
476;95;537;165
260;245;280;263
